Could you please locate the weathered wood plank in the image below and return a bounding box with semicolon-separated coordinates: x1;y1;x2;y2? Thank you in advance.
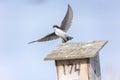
44;40;108;60
89;54;101;80
55;59;89;80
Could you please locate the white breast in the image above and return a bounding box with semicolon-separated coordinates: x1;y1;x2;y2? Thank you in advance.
54;28;66;38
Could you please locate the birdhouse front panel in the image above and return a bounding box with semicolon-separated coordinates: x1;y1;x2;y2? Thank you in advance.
55;59;89;80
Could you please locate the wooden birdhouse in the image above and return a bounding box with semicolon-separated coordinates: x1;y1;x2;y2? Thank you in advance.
44;40;108;80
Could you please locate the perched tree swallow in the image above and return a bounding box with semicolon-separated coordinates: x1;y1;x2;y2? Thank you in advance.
28;4;73;44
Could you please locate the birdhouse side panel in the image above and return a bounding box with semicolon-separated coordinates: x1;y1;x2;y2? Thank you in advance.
89;54;101;80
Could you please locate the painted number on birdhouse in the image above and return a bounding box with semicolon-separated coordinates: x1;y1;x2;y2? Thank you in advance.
62;63;80;75
56;60;86;80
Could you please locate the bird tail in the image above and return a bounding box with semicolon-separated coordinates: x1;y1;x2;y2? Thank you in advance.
62;36;73;43
67;36;73;41
28;41;37;44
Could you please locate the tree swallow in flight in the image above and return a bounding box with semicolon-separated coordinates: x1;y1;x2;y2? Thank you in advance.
28;4;73;44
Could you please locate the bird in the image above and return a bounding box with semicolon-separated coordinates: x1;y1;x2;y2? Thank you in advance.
28;4;73;44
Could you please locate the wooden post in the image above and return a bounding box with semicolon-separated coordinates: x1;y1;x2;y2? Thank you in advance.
44;40;108;80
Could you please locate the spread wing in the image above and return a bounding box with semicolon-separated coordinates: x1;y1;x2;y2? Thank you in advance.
28;32;59;44
60;4;73;32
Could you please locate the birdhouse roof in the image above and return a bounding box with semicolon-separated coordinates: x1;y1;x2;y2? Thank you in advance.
44;40;108;60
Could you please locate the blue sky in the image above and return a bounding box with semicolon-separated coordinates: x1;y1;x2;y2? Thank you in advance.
0;0;120;80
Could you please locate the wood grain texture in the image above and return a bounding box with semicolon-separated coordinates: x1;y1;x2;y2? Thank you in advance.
89;54;101;80
55;59;89;80
44;40;108;60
